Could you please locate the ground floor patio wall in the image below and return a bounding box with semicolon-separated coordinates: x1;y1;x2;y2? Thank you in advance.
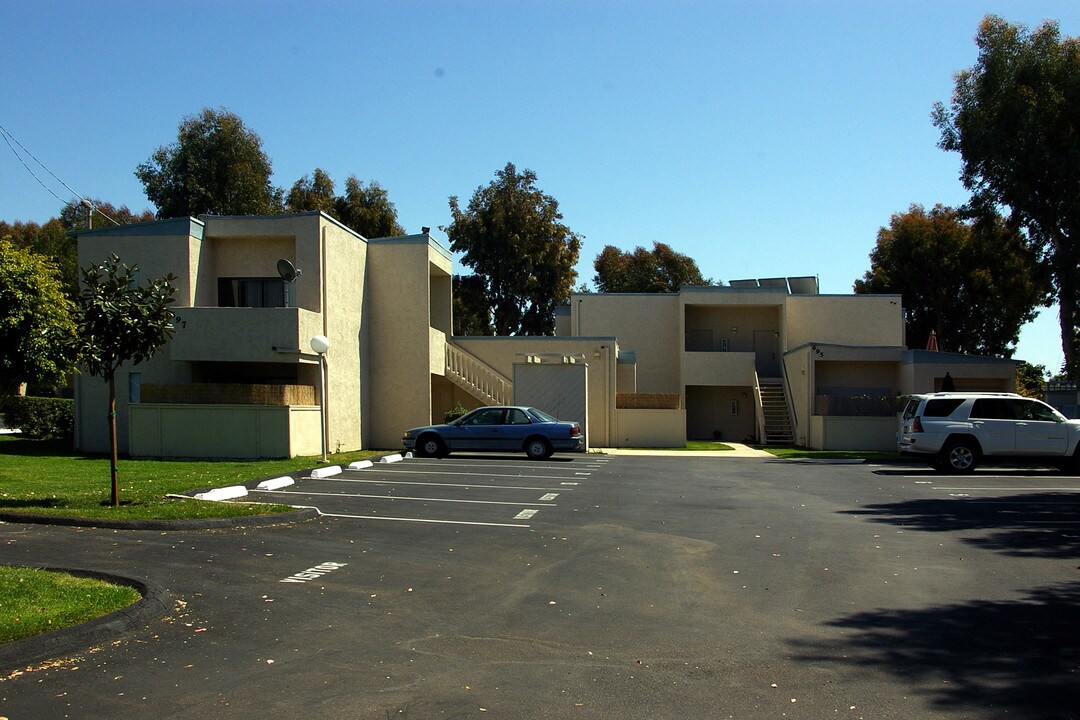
809;415;897;451
128;404;322;458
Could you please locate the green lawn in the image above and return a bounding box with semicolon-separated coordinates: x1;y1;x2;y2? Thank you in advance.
0;566;141;644
762;445;901;461
621;441;735;451
0;435;382;521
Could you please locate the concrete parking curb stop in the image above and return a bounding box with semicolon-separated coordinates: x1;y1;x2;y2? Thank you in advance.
0;567;172;675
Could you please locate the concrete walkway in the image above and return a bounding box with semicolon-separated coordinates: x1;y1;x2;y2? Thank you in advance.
596;442;774;458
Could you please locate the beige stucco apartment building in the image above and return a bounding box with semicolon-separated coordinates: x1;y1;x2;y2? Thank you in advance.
73;213;1016;457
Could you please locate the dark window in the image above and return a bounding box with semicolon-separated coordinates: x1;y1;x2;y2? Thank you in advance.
1015;399;1060;422
970;398;1014;420
218;278;286;308
506;408;531;425
466;408;505;425
923;398;965;417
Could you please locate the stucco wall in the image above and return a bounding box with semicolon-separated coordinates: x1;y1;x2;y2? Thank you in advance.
809;415;898;451
615;409;686;447
570;294;681;394
815;361;899;393
366;238;451;448
320;220;366;452
785;295;904;349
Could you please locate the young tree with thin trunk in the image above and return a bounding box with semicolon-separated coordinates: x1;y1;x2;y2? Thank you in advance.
76;256;177;506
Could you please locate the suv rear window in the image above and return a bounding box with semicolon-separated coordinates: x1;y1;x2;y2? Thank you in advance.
923;398;965;417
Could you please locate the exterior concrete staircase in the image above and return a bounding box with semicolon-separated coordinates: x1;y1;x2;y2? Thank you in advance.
759;379;794;445
445;341;512;405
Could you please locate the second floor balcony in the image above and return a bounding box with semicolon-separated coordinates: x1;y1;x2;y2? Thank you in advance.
169;306;325;364
682;350;758;386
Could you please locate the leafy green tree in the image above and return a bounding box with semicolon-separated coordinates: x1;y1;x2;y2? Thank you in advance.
854;204;1047;356
75;256;178;506
445;163;582;335
136;107;284;218
452;274;494;335
933;15;1080;377
1015;360;1048;399
0;239;77;402
334;175;405;238
0;219;74;295
593;242;712;293
285;168;337;216
286;169;405;238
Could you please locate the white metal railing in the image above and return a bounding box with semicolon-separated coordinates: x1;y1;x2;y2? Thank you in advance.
445;342;512;405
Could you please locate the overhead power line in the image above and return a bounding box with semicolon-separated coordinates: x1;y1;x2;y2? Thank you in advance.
0;122;120;226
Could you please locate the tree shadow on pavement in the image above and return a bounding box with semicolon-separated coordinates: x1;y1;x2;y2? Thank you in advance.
792;582;1080;720
843;493;1080;558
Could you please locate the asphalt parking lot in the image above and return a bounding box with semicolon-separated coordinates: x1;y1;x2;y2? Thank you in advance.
250;454;612;527
1;453;1078;720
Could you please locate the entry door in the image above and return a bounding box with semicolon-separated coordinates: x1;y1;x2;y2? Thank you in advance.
754;331;781;376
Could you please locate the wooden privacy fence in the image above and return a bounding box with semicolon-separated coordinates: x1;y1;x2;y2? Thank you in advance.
140;383;317;406
616;393;681;410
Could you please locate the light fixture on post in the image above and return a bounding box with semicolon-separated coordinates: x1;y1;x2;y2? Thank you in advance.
310;335;330;462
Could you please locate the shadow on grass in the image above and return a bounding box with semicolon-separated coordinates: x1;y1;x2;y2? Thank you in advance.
0;497;61;510
843;492;1080;558
0;436;83;458
793;582;1080;719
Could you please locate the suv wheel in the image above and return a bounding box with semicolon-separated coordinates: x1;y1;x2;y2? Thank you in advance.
939;438;979;473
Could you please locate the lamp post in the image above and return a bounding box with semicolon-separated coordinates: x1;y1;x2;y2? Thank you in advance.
310;335;330;462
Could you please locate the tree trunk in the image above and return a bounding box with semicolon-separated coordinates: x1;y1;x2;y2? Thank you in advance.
1055;249;1078;379
108;371;119;506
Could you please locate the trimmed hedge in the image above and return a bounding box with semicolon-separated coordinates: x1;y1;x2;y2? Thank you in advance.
2;396;74;439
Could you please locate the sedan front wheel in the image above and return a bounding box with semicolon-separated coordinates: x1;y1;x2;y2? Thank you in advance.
417;435;446;458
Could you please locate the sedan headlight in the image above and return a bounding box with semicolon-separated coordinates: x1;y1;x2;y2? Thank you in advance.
403;430;414;439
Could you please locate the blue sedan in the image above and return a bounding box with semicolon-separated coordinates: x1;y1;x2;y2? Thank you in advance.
402;406;584;460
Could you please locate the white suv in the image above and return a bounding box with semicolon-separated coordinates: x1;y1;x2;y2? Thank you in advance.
898;392;1080;473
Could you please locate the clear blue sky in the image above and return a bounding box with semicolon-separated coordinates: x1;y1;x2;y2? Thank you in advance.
2;0;1076;373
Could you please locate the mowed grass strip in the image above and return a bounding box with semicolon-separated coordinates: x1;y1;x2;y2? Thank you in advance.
0;566;141;644
0;435;382;521
762;445;900;461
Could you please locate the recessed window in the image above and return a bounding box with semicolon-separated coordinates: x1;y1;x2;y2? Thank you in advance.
218;278;286;308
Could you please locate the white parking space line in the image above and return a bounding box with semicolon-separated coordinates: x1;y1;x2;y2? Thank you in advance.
352;468;587;482
933;486;1080;491
514;509;539;520
254;489;556;507
317;512;531;528
321;477;567;492
398;460;587;472
539;493;559;501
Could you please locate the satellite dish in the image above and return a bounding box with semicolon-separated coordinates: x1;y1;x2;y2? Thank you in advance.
276;258;302;282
